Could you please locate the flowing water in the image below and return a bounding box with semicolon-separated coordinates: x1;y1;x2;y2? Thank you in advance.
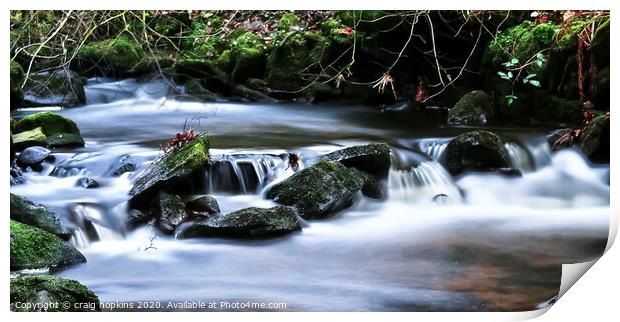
11;78;610;311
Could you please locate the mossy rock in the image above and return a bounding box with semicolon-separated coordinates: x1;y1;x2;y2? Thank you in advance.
10;220;85;271
442;130;511;176
22;69;85;107
318;143;391;180
232;84;277;103
12;127;47;150
128;134;210;206
448;90;494;125
157;192;188;235
486;21;558;68
74;37;142;76
10;194;72;240
580;114;610;163
266;160;368;219
10;60;25;109
179;206;301;239
267;32;309;91
278;12;302;31
230;32;266;83
14;112;84;147
10;275;100;312
591;17;610;67
183;79;217;101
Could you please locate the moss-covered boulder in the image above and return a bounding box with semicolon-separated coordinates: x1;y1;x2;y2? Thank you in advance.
128;134;210;206
179;206;301;239
10;194;72;240
74;37;142;77
266;160;368;219
12;127;47;150
448;90;494;125
22;69;86;107
10;60;25;109
10;220;85;271
442;130;511;176
266;32;309;91
157;192;188;235
230;32;266;84
186;195;221;218
183;79;217;101
14;112;84;148
318;143;391;180
10;275;100;312
580;114;610;163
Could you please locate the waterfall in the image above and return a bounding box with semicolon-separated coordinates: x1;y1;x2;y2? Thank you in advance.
504;142;534;173
205;154;291;194
68;203;125;248
414;138;451;161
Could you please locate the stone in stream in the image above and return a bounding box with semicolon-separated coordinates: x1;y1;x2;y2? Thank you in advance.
447;90;494;125
186;195;221;219
13;112;85;148
10;275;101;312
10;194;72;240
22;69;86;107
128;134;210;207
318;143;392;180
12;127;48;150
580;114;610;163
266;160;369;219
10;220;85;271
106;154;137;176
157;192;188;235
10;162;25;185
76;177;99;189
441;130;512;176
179;206;301;239
16;146;54;168
126;209;152;230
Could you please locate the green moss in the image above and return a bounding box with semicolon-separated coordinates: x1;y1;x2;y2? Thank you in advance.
10;220;85;271
230;32;266;83
267;32;309;91
215;49;232;71
14;112;84;147
10;60;25;107
322;18;353;45
12;127;47;150
448;90;494;125
76;37;142;75
443;131;511;175
11;275;100;312
163;135;209;170
10;194;71;239
487;21;559;67
279;12;302;30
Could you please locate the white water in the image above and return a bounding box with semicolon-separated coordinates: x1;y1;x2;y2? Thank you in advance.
11;78;610;311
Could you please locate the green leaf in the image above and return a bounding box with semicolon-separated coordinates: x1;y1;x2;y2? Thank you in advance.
528;80;541;87
525;73;537;80
510;58;519;65
505;95;518;106
507;71;513;79
497;71;511;80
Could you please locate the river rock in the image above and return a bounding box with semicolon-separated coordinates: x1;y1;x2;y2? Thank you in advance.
10;220;85;271
442;130;511;176
447;90;494;125
12;127;47;150
10;194;72;240
186;195;220;218
10;275;100;312
17;146;53;168
14;112;85;148
266;160;368;219
126;209;152;229
76;177;99;189
318;143;392;180
157;192;188;235
232;84;278;103
128;134;210;206
10;162;25;185
179;206;301;239
580;114;610;163
22;69;86;107
106;154;137;176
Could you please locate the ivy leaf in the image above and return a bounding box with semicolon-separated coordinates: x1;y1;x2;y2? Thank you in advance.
497;71;511;80
506;95;518;106
510;58;519;65
507;71;513;79
528;80;541;87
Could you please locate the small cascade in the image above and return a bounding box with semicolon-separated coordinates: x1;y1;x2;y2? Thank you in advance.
388;161;462;204
68;203;125;248
504;142;535;173
407;138;451;161
205;154;289;194
85;78;175;104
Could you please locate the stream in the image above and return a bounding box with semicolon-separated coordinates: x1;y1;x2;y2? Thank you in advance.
11;78;610;311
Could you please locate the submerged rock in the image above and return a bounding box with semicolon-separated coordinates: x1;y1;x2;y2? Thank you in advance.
179;206;301;239
106;154;137;176
266;160;367;219
76;177;99;189
318;143;391;179
157;192;188;235
186;195;220;218
580;114;610;163
128;134;210;206
10;194;71;240
442;130;511;176
447;90;493;125
10;220;85;271
22;69;86;107
10;275;100;312
14;112;85;148
17;146;53;168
